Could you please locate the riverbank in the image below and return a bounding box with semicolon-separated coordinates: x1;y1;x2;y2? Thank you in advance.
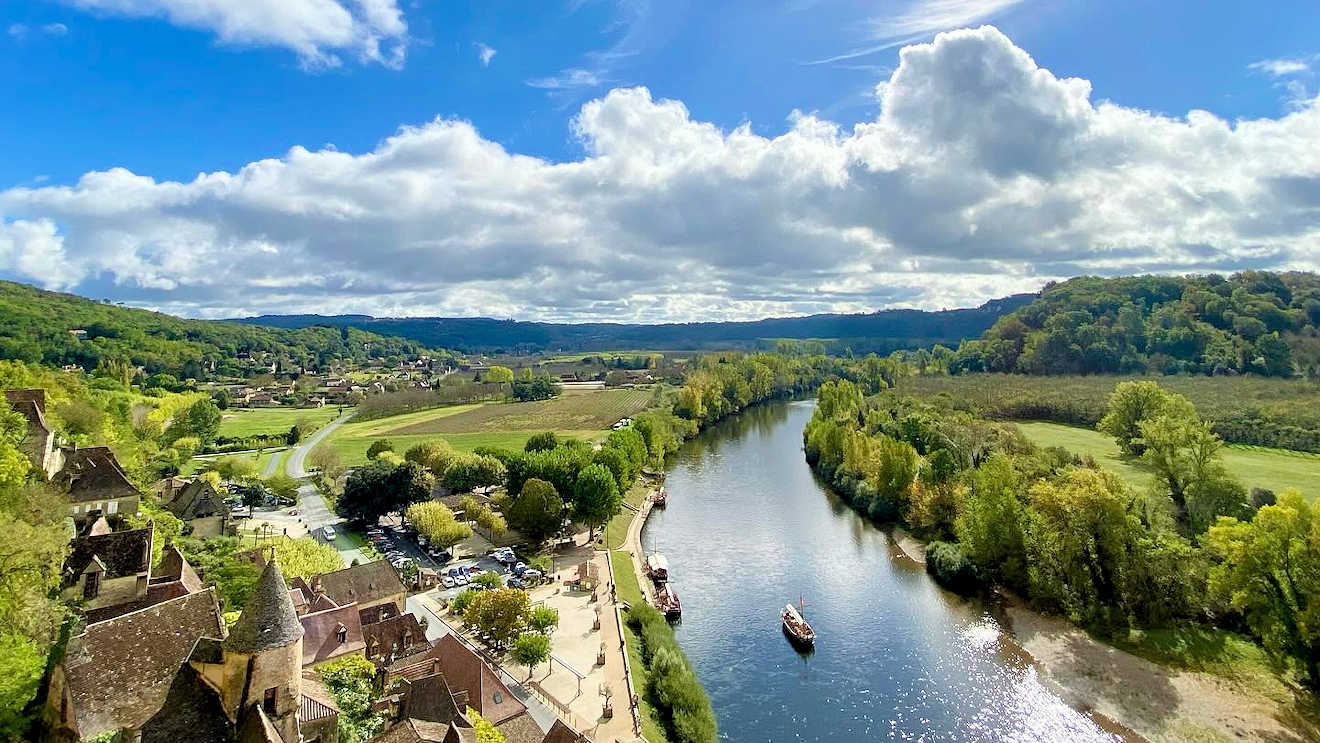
882;523;1320;743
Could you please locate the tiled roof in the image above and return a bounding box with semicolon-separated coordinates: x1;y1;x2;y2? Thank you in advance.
387;634;526;725
62;526;152;587
496;712;548;743
226;559;303;653
540;719;591;743
4;389;50;433
61;590;226;739
363;613;425;663
299;671;340;722
401;672;463;726
162;479;227;520
137;664;231;743
300;600;365;667
359;602;401;625
311;560;406;609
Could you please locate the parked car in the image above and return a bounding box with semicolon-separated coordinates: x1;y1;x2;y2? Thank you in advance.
428;549;453;563
521;569;543;584
513;562;527;575
467;566;484;576
505;576;525;589
321;526;336;540
441;575;456;589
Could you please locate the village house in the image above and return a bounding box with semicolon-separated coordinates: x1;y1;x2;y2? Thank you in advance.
61;524;205;623
4;389;65;480
154;476;232;537
54;446;142;523
379;634;548;743
289;560;407;616
45;559;341;743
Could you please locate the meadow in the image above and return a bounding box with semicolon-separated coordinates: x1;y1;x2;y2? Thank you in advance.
1015;421;1320;499
324;389;656;466
217;405;346;438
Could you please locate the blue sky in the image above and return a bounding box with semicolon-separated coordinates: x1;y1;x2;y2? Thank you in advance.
2;1;1319;320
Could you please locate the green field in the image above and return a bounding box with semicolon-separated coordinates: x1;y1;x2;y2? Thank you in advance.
1015;421;1320;498
383;388;654;436
218;406;346;438
325;430;580;467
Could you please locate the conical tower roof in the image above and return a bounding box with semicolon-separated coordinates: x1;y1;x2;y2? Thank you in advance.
226;556;303;653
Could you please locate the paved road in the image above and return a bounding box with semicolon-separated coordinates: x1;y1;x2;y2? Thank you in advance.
281;412;370;562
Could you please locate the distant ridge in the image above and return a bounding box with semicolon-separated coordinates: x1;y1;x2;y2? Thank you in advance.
235;294;1037;353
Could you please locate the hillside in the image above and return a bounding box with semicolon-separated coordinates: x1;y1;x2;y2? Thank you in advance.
949;271;1320;377
0;281;446;379
237;294;1035;353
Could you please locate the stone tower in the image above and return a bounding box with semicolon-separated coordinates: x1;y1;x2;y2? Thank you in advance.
223;556;305;743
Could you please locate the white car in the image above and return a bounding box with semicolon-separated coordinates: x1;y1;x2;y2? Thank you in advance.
441;576;456;589
321;526;336;541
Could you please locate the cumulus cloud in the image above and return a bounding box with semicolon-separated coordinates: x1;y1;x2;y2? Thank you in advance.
475;41;496;66
3;26;1320;321
60;0;407;68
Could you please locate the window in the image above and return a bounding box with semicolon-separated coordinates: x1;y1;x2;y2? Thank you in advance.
336;625;347;644
106;500;118;515
83;573;100;599
263;687;277;714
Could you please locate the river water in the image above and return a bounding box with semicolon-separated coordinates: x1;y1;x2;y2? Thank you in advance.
641;400;1122;742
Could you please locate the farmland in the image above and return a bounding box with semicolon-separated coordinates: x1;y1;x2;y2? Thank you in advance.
1015;421;1320;499
218;405;347;438
323;388;657;466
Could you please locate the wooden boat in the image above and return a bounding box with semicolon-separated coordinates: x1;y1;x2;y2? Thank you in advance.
653;487;667;507
645;553;670;583
656;584;682;620
781;600;815;647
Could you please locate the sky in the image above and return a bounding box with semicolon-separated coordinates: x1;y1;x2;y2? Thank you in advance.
1;0;1319;322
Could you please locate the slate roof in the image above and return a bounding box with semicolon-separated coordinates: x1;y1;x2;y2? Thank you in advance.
401;672;465;726
83;544;203;624
62;526;153;588
58;446;141;504
359;602;401;625
300;599;365;667
61;589;226;739
496;712;549;743
4;389;51;434
308;560;406;609
226;559;304;653
137;663;231;743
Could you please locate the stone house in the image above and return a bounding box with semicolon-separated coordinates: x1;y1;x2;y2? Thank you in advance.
289;560;407;616
155;476;232;537
55;446;141;523
60;525;206;623
46;558;341;743
3;388;64;480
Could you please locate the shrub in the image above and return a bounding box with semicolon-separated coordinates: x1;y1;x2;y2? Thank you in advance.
627;604;718;743
924;541;980;595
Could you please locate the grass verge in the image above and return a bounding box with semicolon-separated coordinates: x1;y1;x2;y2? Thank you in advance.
611;550;667;742
605;482;651;550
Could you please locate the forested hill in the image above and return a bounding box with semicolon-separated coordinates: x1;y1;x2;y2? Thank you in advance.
0;281;446;379
237;294;1035;354
949;272;1320;377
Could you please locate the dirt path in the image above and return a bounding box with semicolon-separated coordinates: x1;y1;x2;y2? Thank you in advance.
1005;603;1320;743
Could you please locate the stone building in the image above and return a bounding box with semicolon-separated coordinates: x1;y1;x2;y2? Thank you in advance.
3;388;63;479
155;476;232;537
289;560;407;616
45;558;339;743
55;446;142;523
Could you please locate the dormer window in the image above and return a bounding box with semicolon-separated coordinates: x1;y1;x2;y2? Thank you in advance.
336;624;348;644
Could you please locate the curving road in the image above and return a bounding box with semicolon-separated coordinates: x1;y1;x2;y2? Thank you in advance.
283;411;370;563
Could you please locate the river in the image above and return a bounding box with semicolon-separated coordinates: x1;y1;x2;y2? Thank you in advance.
641;400;1123;742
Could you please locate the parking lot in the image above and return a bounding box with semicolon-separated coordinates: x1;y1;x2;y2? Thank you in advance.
361;519;550;601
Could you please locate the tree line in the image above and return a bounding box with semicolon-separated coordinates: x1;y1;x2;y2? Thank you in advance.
804;378;1320;687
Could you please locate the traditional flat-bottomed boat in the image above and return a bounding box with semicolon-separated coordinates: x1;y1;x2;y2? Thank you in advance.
782;600;815;647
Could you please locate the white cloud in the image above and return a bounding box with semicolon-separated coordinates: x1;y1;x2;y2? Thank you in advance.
869;0;1025;39
60;0;408;68
475;41;496;66
1249;57;1310;77
3;26;1320;321
526;68;601;89
8;22;69;38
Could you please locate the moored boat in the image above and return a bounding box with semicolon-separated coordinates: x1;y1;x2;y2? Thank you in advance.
656;584;682;620
646;552;670;583
653;486;667;507
781;601;815;647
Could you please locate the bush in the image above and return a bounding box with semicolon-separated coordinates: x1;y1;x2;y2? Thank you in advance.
451;588;478;615
924;541;980;595
627;603;718;743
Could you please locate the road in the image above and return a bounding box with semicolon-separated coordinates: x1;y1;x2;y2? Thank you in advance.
280;412;371;563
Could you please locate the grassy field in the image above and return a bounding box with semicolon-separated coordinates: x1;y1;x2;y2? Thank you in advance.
324;430;589;467
1016;421;1320;498
218;406;346;438
383;389;654;436
611;550;667;743
605;481;651;550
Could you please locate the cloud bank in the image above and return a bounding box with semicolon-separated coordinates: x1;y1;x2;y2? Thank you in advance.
2;26;1319;321
62;0;408;68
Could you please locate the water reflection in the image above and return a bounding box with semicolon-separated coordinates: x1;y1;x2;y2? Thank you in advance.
644;400;1123;742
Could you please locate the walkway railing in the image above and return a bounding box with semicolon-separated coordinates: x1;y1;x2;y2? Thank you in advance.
606;548;647;741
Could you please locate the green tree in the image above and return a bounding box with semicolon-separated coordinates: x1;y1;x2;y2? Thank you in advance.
1207;490;1320;687
467;707;508;743
465;588;531;649
511;632;551;680
484;365;515;384
179;398;222;443
319;655;385;743
405;501;472;551
339;461;433;525
235;481;269;517
508;478;565;545
1140;407;1245;528
573;464;621;538
442;454;505;493
265;473;300;504
1097;380;1181;456
366;438;395;460
209;454;260;482
954;454;1029;589
524;431;558;452
528;605;559;635
271;537;344;580
404;439;457;475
